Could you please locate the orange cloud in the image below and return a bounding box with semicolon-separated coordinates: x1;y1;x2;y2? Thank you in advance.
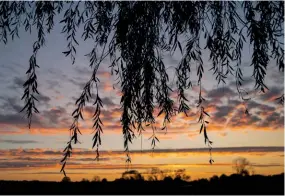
98;71;111;79
103;83;113;92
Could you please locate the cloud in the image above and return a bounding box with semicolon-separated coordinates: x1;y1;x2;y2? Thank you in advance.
206;87;237;104
212;105;236;124
218;132;228;137
68;78;86;89
37;94;52;104
0;139;39;144
247;100;275;111
46;80;61;90
258;87;284;102
74;66;91;76
97;70;111;79
228;76;254;88
227;108;261;128
0;113;36;126
12;77;25;89
0;97;23;113
0;146;282;157
101;97;116;107
257;112;284;129
269;70;284;84
0;105;71;133
251;163;284;168
73;66;111;79
41;106;67;124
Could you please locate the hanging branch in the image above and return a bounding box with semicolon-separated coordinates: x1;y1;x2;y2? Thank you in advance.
197;82;214;164
20;1;51;128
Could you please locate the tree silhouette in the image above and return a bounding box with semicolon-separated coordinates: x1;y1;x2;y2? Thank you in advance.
91;176;101;182
122;170;144;181
0;1;283;176
233;157;254;176
81;178;89;182
61;176;71;183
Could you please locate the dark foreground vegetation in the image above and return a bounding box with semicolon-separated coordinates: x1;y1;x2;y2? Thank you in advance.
0;173;283;195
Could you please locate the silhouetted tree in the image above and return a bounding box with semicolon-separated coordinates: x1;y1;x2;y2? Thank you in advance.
81;178;89;182
210;175;219;182
146;167;190;181
233;157;254;176
61;176;71;182
174;168;191;181
101;178;107;183
147;167;167;181
91;176;101;182
0;1;283;176
163;176;173;182
122;170;144;181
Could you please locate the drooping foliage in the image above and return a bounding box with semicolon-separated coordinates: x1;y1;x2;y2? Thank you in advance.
0;1;283;176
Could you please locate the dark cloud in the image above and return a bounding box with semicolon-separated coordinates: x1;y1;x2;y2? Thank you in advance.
0;160;76;169
41;106;67;125
0;105;68;130
36;93;51;106
74;66;91;76
0;63;19;74
74;66;111;78
0;97;23;112
76;157;125;162
46;80;61;90
229;76;254;88
16;157;56;161
1;146;283;157
251;163;284;168
68;78;86;89
247;100;275;111
271;73;284;84
228;108;262;128
210;97;282;128
0;161;43;168
258;87;284;102
206;87;237;103
258;112;284;129
12;77;25;89
211;100;239;124
0;139;39;144
86;107;121;120
101;97;116;107
0;113;36;126
214;105;235;120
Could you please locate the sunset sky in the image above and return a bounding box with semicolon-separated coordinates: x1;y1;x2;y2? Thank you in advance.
0;10;284;182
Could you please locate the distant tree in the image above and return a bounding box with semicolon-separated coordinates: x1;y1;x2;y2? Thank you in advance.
61;176;71;182
163;176;173;182
233;157;254;176
174;168;191;181
147;167;190;181
122;170;144;181
0;1;283;176
210;175;219;182
101;178;107;183
148;167;167;181
91;176;101;182
81;178;89;182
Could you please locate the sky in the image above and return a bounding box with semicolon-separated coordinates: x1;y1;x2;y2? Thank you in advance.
0;5;284;182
